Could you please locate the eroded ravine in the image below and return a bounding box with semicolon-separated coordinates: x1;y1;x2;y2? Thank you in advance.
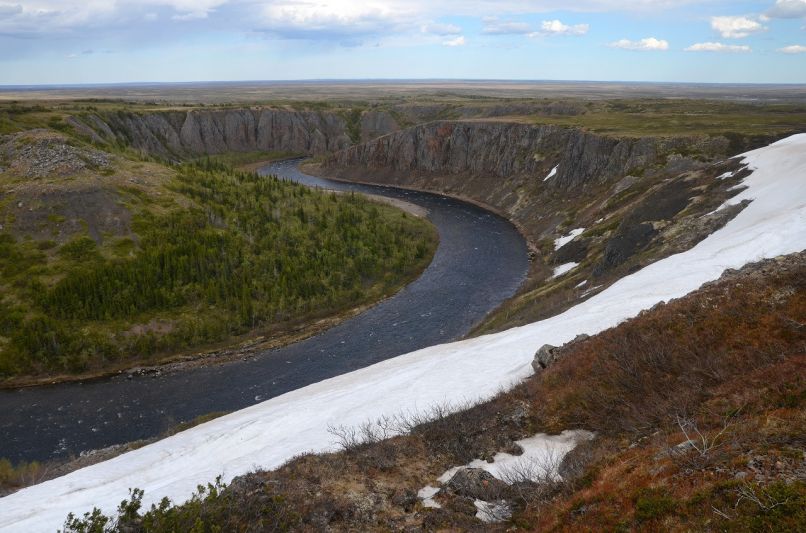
0;161;528;464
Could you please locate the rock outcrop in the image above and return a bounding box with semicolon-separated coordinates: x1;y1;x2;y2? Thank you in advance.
72;109;359;158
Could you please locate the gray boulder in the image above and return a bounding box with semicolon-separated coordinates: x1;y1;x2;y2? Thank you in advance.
532;344;559;373
532;334;590;373
445;468;509;500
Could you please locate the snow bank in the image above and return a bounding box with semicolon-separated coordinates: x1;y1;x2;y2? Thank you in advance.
2;135;806;532
554;227;585;249
552;262;578;278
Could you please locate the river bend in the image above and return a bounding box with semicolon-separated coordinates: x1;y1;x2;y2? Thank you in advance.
0;161;528;463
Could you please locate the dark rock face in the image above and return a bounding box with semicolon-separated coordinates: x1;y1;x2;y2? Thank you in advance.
593;176;694;276
554;238;589;264
360;111;400;142
594;222;657;276
74;109;357;158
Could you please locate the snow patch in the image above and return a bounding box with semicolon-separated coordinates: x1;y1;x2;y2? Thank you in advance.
2;135;806;533
543;165;559;182
552;262;578;278
554;228;585;250
440;430;592;484
425;431;591;518
475;500;512;523
417;485;441;508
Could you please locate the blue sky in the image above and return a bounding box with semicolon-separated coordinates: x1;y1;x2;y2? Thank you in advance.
1;0;805;85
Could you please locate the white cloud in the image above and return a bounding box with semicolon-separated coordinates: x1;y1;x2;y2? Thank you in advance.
0;3;22;17
443;35;466;46
482;18;532;35
534;19;589;36
159;0;226;19
768;0;806;19
0;0;764;49
685;41;751;52
258;1;417;40
778;44;806;53
421;22;461;35
710;16;766;38
0;0;226;34
609;37;669;51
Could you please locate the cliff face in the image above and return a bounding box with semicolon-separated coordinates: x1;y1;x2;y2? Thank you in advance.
324;121;728;191
320;121;731;243
73;109;361;158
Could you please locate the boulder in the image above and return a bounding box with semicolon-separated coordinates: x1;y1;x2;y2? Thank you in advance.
445;468;509;500
532;335;590;373
532;344;559;373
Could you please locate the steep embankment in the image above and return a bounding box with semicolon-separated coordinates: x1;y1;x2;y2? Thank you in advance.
59;252;806;532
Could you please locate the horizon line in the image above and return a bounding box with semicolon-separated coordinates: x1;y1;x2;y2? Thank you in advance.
3;78;806;90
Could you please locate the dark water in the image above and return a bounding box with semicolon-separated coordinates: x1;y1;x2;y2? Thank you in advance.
0;161;528;463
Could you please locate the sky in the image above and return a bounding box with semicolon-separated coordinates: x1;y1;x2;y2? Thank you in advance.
1;0;805;85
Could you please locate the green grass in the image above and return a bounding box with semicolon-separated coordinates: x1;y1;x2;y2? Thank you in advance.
526;99;806;138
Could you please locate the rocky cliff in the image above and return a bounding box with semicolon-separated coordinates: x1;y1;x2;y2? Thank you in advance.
321;121;731;240
70;108;371;159
324;120;728;193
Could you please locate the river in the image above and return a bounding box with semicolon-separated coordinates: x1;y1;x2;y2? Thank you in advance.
0;161;528;463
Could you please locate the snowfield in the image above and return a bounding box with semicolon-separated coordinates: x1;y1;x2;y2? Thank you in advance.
2;135;806;532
